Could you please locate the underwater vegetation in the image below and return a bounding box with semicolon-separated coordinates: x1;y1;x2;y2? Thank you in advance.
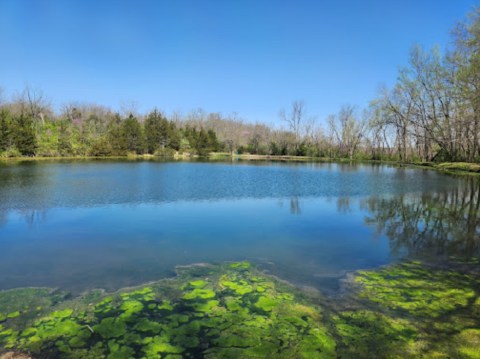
0;262;335;358
333;259;480;358
0;259;479;358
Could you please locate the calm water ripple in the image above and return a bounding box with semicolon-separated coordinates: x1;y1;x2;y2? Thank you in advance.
0;160;478;293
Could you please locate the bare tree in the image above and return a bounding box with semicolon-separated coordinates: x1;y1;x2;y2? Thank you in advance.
328;105;365;160
9;86;52;128
279;100;305;150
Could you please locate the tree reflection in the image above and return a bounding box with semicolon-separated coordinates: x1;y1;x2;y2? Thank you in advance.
361;177;480;257
290;197;301;214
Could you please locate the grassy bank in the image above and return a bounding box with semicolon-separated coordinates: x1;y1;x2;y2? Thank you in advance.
396;161;480;176
2;153;480;177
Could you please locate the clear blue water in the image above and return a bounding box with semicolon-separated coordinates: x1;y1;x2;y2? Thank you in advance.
0;160;477;294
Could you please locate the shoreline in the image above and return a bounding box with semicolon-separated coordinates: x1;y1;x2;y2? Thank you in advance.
2;153;480;176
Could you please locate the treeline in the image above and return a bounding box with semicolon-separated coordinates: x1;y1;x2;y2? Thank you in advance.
0;99;221;157
369;8;480;163
1;8;480;162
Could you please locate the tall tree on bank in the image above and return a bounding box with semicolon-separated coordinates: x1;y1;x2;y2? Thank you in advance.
328;105;365;160
122;114;144;154
144;109;170;154
279;100;305;153
451;8;480;161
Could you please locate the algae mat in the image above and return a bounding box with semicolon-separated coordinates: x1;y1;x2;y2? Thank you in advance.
0;260;479;358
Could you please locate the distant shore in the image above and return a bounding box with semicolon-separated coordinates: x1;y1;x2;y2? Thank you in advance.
1;152;480;175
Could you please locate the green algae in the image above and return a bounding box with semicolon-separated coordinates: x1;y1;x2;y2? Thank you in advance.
254;296;278;312
119;299;144;317
354;261;480;318
338;260;480;358
189;299;220;313
456;329;480;359
106;340;134;359
188;279;207;288
1;259;479;358
94;317;127;339
182;288;216;300
142;335;184;357
0;287;66;314
51;309;73;318
6;311;20;319
158;299;174;311
333;310;418;358
0;261;336;358
133;318;163;333
229;261;251;270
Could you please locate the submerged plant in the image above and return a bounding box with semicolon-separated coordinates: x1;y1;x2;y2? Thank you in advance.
0;262;335;358
337;260;480;358
1;260;479;358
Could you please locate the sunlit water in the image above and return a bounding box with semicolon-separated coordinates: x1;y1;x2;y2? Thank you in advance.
0;160;478;294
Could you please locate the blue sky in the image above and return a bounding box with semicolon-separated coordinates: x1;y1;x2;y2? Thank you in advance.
0;0;477;125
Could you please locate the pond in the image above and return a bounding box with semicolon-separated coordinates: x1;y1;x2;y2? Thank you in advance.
0;160;477;294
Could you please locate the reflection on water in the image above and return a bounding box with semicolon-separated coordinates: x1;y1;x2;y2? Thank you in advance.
361;177;480;258
0;160;478;293
290;197;301;215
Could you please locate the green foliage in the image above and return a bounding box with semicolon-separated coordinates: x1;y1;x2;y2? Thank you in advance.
0;109;13;152
0;146;21;158
435;162;480;173
12;113;36;156
144;109;171;154
36;121;60;156
121;114;144;154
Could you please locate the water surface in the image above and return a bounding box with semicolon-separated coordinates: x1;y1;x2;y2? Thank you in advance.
0;160;478;293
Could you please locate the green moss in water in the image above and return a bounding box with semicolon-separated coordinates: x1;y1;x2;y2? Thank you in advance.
229;261;251;270
51;309;73;318
94;317;127;339
254;296;278;312
142;335;184;357
107;340;135;359
121;287;155;302
120;299;144;315
182;288;216;300
189;299;220;313
158;299;174;311
6;259;478;358
1;262;342;358
298;328;336;359
188;279;207;288
345;260;480;358
354;261;479;318
219;273;256;296
6;311;20;319
224;297;246;312
456;329;480;359
0;288;66;319
333;310;417;358
133;318;163;334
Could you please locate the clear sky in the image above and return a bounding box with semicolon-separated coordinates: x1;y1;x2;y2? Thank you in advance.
0;0;478;125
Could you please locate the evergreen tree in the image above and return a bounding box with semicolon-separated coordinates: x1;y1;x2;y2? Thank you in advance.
122;114;144;154
107;114;126;155
144;110;169;154
12;113;36;156
0;109;12;152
